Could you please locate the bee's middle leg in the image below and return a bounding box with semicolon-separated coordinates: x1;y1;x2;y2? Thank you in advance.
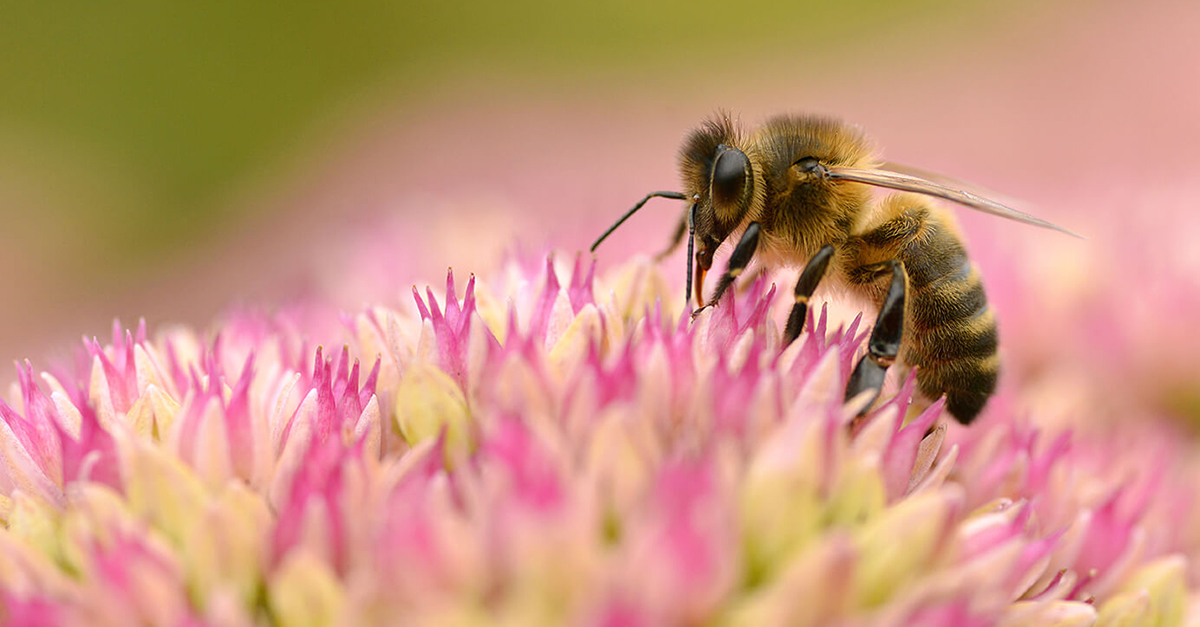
653;210;690;261
844;259;907;413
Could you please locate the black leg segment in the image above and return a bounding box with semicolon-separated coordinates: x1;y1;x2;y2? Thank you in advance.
685;202;697;306
844;260;907;412
782;245;835;345
696;223;761;313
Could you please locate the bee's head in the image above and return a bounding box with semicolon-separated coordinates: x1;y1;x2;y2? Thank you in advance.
678;114;762;275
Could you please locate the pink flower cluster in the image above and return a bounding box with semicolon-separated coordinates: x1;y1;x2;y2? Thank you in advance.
0;254;1195;626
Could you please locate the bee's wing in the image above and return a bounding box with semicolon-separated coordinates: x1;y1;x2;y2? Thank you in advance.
879;161;1023;207
825;166;1082;238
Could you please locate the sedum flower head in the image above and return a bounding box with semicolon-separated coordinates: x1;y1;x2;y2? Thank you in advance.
0;254;1196;626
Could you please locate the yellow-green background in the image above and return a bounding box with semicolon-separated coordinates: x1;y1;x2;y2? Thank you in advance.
1;0;1166;360
1;0;1011;273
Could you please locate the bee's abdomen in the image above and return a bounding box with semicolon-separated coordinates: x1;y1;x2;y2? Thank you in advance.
901;227;998;424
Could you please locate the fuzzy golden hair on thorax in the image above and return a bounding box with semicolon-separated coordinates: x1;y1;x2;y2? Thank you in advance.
748;115;878;259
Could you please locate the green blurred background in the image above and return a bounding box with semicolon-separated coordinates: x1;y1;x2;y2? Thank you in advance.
4;0;1189;361
1;0;1014;356
3;0;994;268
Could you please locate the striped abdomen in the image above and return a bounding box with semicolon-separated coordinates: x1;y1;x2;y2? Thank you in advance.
898;213;998;423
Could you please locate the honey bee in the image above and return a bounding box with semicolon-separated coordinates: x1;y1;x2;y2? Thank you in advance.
591;113;1077;424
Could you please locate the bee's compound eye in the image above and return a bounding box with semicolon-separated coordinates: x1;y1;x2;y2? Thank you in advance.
711;147;750;208
795;156;821;173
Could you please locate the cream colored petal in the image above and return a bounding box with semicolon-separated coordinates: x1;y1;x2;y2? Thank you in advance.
465;311;492;403
386;310;417;372
354;395;382;459
791;349;844;416
269;550;346;627
854;488;962;607
548;303;601;377
192;397;235;489
595;297;623;356
40;374;84;445
775;332;810;379
122;436;210;547
723;533;855;627
739;460;824;580
1096;590;1152;627
907;422;946;492
270;389;318;510
825;452;886;529
297;497;336;567
585;412;652;515
635;343;673;431
909;443;958;495
184;482;271;609
353;309;393;381
39;371;70;404
491;356;551;428
269;371;303;457
726;330;756;375
88;355;117;429
200;586;257;627
133;344;172;400
147;385;181;440
543;288;576;351
608;259;672;321
1089;527;1147;600
1001;600;1097;627
1098;555;1187;627
469;280;508;344
415;319;440;366
0;520;77;598
5;491;63;565
125;394;156;438
743;375;780;449
851;405;898;460
394;364;473;464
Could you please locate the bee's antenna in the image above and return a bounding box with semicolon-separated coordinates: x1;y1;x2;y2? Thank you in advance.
685;202;697;307
590;191;688;252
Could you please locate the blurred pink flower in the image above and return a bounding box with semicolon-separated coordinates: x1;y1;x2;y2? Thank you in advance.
0;252;1194;626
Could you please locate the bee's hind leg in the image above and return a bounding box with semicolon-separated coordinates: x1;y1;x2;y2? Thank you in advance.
782;244;836;345
692;222;761;316
844;260;907;413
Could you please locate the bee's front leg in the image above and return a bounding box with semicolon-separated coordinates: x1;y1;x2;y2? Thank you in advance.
692;222;761;316
844;259;907;412
782;244;836;344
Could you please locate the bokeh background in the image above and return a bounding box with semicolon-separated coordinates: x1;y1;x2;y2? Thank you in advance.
3;0;1199;427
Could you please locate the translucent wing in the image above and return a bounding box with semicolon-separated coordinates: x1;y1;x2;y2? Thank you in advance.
825;166;1082;238
880;161;1022;208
